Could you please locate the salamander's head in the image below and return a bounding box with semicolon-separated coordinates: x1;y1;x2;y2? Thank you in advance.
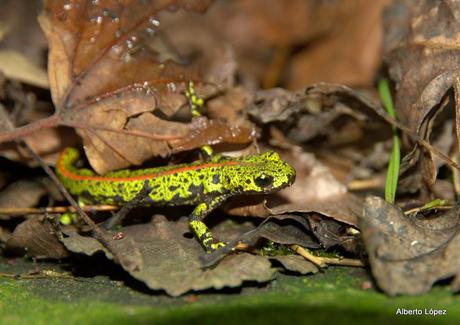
228;151;296;194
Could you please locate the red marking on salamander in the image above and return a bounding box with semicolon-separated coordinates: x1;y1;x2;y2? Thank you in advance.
56;149;245;182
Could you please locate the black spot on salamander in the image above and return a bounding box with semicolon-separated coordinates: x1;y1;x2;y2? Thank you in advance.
212;173;220;184
245;179;251;184
188;183;204;197
117;183;124;192
169;185;179;191
80;190;96;203
199;174;205;180
152;184;160;189
170;192;182;204
92;193;117;205
112;194;125;204
225;176;230;183
143;195;156;205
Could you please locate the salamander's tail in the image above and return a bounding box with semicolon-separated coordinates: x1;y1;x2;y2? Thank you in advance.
58;147;80;167
56;148;81;175
55;148;95;194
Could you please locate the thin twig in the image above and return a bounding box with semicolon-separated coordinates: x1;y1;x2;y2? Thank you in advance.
0;205;118;216
292;245;365;268
0;114;59;143
20;144;100;232
62;121;184;141
0;271;73;280
291;245;327;268
347;177;385;191
319;257;365;267
373;104;460;171
18;142;124;264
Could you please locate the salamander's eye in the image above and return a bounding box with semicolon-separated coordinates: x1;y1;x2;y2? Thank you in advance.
254;174;273;188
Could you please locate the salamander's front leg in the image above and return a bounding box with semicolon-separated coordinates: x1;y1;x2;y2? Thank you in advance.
189;195;229;252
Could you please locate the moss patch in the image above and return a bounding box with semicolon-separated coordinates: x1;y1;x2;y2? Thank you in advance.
1;259;460;324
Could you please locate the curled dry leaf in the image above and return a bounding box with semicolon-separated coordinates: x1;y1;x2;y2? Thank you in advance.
202;215;320;267
60;215;276;296
6;217;69;259
384;0;460;193
307;215;363;254
248;215;320;248
361;196;460;295
31;0;252;173
262;148;363;255
269;192;363;255
270;192;361;229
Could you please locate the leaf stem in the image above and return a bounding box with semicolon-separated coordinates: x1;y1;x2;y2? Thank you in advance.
0;114;59;143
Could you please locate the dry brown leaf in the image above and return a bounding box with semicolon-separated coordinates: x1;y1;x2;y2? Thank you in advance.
248;85;389;147
202;215;320;266
270;192;361;229
0;50;49;88
307;214;362;254
61;216;277;296
361;196;460;295
267;193;363;255
384;0;460;193
249;215;319;248
0;0;253;172
6;217;69;259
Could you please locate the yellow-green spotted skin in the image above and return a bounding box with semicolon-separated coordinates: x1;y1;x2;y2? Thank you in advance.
56;148;296;251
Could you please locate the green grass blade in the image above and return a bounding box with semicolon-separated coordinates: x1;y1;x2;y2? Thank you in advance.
378;79;400;204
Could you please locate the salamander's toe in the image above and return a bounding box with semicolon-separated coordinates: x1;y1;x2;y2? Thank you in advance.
207;241;227;253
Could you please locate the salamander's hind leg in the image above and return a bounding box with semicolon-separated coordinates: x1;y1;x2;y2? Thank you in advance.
189;196;229;252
